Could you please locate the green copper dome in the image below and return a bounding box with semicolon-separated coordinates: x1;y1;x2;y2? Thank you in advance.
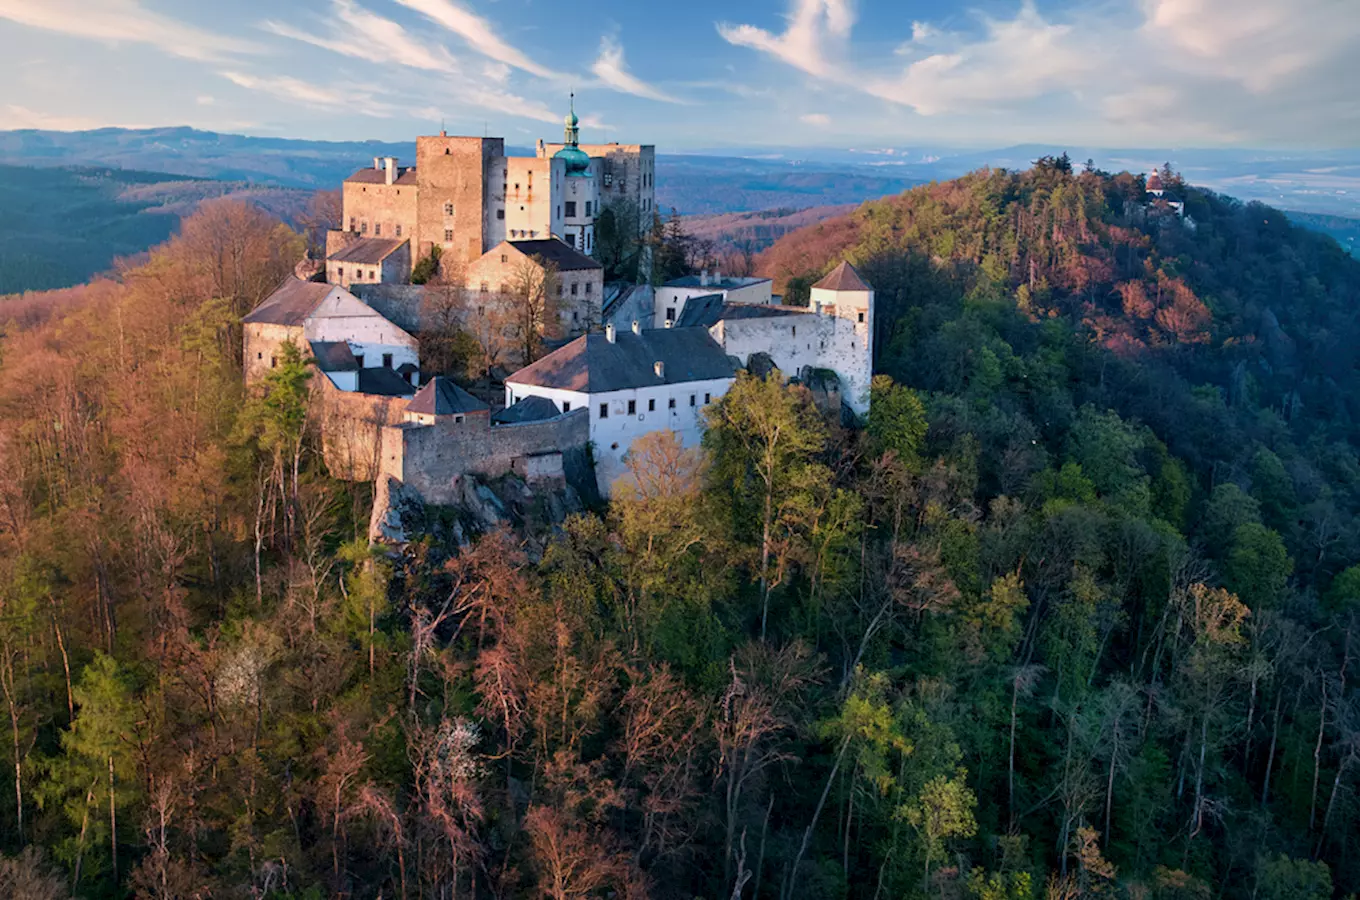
554;93;591;177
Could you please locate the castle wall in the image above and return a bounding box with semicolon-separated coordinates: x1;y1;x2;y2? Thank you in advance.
244;322;303;384
714;308;873;414
341;181;418;254
315;377;411;481
415;136;504;269
497;157;564;242
380;407;589;505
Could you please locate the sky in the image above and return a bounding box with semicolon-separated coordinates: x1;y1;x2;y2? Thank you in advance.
0;0;1356;150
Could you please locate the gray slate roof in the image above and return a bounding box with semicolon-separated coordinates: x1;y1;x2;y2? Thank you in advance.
242;278;333;326
507;327;737;394
358;368;417;397
813;261;871;292
493;395;561;424
330;238;407;265
676;296;809;329
406;377;489;416
309;341;358;372
509;238;602;271
346;168;417;185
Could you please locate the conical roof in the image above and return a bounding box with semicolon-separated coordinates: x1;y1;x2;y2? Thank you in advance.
406;376;488;416
812;261;871;292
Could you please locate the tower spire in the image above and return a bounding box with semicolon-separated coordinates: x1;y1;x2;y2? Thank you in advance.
564;92;580;147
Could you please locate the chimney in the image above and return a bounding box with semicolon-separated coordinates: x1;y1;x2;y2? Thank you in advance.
700;269;709;287
605;323;616;343
653;361;664;378
374;156;382;170
384;157;397;185
631;319;642;335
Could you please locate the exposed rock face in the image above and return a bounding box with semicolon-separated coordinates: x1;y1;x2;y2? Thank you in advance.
370;471;586;560
798;365;845;418
746;351;778;379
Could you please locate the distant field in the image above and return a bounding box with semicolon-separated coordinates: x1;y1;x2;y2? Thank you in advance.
0;165;312;294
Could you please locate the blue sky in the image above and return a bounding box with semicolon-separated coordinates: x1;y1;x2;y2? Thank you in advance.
0;0;1356;149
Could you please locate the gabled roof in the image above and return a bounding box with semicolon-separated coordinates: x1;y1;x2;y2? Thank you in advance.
507;238;602;272
242;278;334;326
309;341;358;372
677;297;809;329
507;327;738;394
346;168;418;185
813;261;871;292
357;368;417;397
493;395;562;424
406;377;489;416
329;238;408;265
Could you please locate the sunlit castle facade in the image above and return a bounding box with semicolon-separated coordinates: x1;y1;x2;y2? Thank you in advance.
325;98;648;284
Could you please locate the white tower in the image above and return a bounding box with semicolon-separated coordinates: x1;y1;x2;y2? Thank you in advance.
809;261;874;415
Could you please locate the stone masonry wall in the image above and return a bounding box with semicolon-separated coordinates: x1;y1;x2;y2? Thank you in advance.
316;379;411;480
415;136;503;269
380;407;589;505
244;322;303;384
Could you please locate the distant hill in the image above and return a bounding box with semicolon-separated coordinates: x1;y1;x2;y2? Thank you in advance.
683;204;855;255
0;164;312;294
1286;211;1360;257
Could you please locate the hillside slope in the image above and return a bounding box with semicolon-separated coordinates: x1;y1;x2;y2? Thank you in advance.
0;164;313;293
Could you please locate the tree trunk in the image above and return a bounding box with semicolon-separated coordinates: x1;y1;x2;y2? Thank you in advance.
1309;679;1327;831
784;734;852;900
108;755;118;884
1262;691;1282;807
1;653;22;842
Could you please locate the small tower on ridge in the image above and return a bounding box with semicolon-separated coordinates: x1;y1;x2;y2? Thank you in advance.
810;261;874;415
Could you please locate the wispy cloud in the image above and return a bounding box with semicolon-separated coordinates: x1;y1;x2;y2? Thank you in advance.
0;104;149;131
0;0;255;61
392;0;558;79
717;0;855;78
264;0;457;73
800;112;831;126
590;36;684;103
220;71;399;118
720;0;1360;144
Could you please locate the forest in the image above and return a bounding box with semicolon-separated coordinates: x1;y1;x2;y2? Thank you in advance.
1;159;1360;900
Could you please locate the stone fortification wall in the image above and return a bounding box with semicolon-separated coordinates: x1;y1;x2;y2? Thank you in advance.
380;408;589;505
315;379;411;480
244;323;303;384
351;284;430;333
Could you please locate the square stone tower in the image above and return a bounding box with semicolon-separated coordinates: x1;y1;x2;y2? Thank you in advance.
809;261;875;414
414;135;505;269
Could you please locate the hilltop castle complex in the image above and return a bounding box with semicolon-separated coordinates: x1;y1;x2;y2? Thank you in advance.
243;102;874;517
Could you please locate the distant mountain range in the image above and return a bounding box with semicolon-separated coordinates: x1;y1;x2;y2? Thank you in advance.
0;126;1355;295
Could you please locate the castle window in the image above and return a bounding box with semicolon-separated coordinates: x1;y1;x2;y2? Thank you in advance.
858;312;865;323
501;254;507;263
648;398;655;412
514;183;519;191
668;398;676;409
443;201;454;215
585;283;592;295
565;201;577;217
338;268;344;280
496;209;504;220
627;400;636;415
571;283;578;296
383;353;393;368
480;282;489;293
349;217;356;231
270;356;277;368
690;394;696;407
454;415;464;424
356;354;364;368
585;201;592;216
562;401;570;412
666;308;675;322
444;229;454;242
257;352;262;360
395;224;402;237
704;393;711;404
599;403;608;419
557;284;564;297
792;326;796;337
360;221;368;234
374;223;381;236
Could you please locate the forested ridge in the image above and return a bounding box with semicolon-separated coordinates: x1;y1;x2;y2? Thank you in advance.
1;158;1360;900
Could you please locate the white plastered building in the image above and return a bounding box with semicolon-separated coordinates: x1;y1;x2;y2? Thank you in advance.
504;323;738;492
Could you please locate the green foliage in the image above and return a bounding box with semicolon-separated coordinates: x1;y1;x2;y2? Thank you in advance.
1256;855;1332;900
410;245;441;284
869;374;929;468
1223;522;1292;609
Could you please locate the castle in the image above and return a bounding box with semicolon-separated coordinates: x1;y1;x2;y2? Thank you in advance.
242;102;875;514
